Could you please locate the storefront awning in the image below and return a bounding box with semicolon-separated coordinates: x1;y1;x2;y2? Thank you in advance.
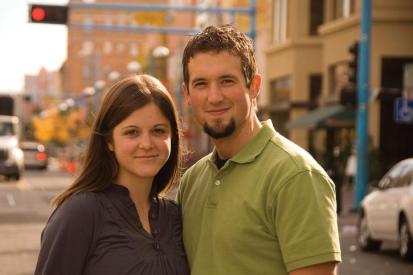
285;105;355;130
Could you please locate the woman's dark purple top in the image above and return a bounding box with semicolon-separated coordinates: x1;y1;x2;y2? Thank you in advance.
35;184;189;275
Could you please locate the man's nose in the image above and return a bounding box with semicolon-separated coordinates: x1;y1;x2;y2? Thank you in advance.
207;83;224;103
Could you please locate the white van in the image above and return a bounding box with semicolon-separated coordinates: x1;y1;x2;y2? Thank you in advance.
0;115;24;180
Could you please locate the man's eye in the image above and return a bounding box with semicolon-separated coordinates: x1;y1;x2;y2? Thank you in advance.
194;82;207;88
222;79;235;85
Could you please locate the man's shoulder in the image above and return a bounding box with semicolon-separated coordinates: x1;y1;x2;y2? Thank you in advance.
183;153;213;177
265;132;326;175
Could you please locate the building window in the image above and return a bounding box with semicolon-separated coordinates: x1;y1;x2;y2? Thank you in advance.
333;0;355;19
103;41;112;55
273;0;287;43
81;40;94;57
270;77;290;106
309;74;322;108
117;14;126;27
269;77;291;137
130;43;139;57
104;15;112;26
82;16;94;32
309;0;324;36
116;42;125;54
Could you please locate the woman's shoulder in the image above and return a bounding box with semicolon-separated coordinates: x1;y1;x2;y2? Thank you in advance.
50;192;101;223
62;192;100;209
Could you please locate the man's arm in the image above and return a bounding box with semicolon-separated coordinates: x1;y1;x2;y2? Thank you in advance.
290;262;337;275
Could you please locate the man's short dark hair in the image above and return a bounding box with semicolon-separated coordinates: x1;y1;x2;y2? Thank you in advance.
182;24;257;89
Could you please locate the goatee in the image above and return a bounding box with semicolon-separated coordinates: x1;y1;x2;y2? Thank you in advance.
203;119;236;139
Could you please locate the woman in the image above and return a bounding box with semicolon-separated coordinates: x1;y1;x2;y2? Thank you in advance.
35;74;189;275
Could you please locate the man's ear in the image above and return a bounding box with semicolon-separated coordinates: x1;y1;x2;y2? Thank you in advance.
181;82;191;105
249;74;262;99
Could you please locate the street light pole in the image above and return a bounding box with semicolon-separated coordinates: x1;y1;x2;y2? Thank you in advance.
151;45;170;87
354;0;371;209
94;80;106;113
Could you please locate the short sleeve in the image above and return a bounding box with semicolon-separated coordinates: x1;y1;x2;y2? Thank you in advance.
272;171;341;272
35;193;100;275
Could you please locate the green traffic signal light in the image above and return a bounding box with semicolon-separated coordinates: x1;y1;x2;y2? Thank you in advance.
29;4;68;25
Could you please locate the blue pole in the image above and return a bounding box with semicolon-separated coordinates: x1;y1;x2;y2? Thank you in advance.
249;0;256;45
354;0;371;209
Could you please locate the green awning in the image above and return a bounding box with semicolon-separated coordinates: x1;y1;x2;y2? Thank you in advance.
285;105;355;129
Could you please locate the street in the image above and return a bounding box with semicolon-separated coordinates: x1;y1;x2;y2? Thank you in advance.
0;169;413;275
0;168;72;275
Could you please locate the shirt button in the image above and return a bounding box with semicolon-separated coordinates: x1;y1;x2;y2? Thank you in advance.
153;242;161;250
153;228;159;236
214;180;221;186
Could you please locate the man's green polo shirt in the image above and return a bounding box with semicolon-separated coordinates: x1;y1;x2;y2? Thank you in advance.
177;120;341;275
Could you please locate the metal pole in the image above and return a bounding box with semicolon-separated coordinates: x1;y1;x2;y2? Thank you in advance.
354;0;371;209
93;52;100;114
69;2;251;14
249;0;256;44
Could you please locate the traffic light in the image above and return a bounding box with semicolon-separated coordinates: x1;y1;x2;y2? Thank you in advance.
340;41;359;106
348;41;359;87
29;4;68;25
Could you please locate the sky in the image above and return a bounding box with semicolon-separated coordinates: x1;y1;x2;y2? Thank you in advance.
0;0;68;93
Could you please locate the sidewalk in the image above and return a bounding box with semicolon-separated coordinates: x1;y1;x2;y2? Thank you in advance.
338;186;359;236
0;223;43;275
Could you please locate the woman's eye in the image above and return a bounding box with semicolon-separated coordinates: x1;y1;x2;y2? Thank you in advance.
153;128;167;135
124;129;139;136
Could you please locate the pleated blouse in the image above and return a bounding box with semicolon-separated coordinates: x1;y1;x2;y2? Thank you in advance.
35;184;190;275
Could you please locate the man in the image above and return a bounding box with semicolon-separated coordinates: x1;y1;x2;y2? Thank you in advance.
177;25;341;275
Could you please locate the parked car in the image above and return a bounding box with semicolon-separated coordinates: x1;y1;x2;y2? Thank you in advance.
20;141;48;170
358;158;413;261
0;115;24;180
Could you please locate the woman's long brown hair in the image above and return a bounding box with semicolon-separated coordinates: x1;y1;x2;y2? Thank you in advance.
52;74;183;208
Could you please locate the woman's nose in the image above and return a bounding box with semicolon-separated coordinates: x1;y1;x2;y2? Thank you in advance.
138;134;153;150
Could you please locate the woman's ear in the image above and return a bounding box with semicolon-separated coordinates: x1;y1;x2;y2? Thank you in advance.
108;142;114;151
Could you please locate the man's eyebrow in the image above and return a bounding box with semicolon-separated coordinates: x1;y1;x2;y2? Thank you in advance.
220;74;237;79
191;77;207;84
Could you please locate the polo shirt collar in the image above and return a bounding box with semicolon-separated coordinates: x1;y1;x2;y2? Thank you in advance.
209;119;275;165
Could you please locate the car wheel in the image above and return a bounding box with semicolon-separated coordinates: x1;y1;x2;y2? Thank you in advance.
399;217;413;261
9;173;21;181
358;213;381;251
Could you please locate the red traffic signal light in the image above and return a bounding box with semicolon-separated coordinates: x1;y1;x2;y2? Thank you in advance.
29;4;68;25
